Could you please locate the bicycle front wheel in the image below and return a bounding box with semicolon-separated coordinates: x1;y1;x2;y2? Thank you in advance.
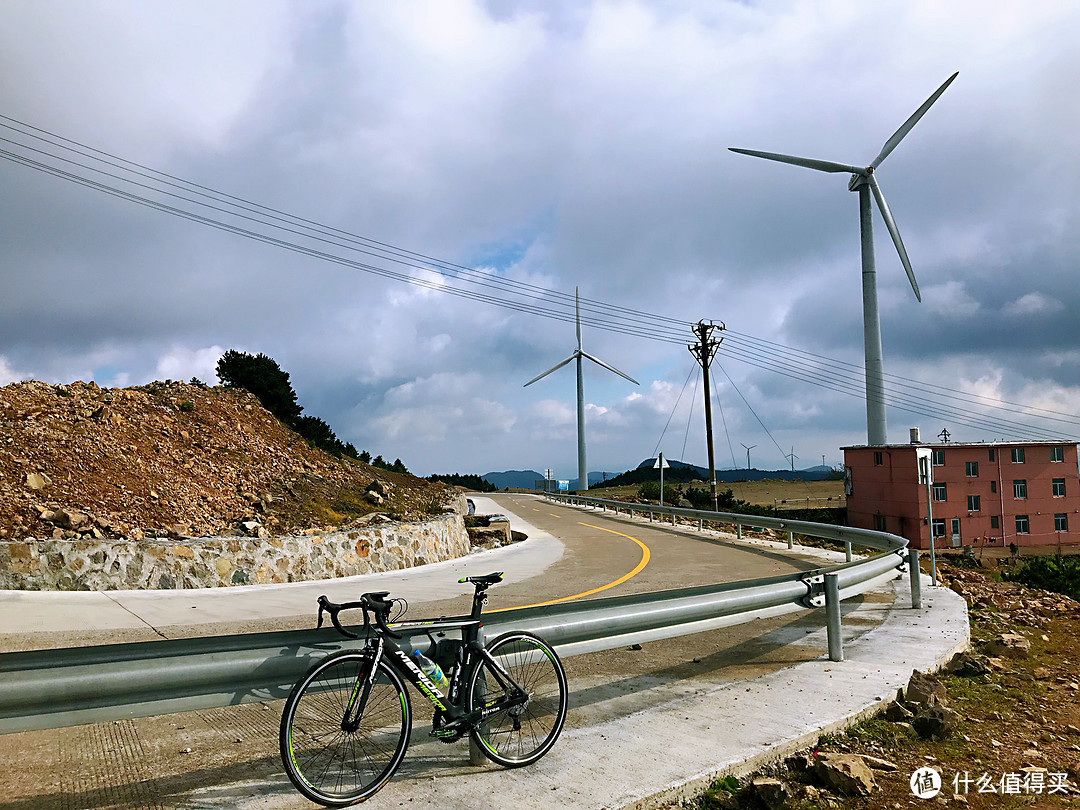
467;631;568;767
280;651;411;806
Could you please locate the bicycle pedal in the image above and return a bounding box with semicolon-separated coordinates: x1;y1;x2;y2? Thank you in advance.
429;728;463;743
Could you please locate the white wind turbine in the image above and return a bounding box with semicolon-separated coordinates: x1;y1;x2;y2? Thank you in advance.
524;289;638;492
730;72;957;446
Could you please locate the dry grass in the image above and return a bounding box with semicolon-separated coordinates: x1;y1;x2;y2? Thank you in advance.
587;479;845;508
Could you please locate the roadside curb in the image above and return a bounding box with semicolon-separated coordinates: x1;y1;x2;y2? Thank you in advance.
622;575;968;809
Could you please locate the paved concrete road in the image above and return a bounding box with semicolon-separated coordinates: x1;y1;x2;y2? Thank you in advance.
0;495;967;809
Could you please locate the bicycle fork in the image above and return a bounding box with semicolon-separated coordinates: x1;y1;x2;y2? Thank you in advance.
342;638;384;732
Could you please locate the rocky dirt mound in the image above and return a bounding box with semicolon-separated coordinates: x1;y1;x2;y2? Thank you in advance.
0;379;457;541
688;558;1080;808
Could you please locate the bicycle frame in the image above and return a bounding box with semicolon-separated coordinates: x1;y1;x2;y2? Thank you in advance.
345;599;527;734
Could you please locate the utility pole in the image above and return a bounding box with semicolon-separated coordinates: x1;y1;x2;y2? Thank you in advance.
688;320;725;511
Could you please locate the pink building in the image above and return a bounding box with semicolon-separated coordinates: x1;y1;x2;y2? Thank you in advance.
843;435;1080;550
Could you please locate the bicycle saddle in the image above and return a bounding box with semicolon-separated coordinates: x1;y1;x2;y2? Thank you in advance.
459;572;504;586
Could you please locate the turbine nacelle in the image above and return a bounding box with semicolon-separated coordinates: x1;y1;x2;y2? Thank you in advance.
730;72;957;306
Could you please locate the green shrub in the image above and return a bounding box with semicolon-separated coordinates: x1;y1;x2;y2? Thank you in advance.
1002;554;1080;601
636;481;681;503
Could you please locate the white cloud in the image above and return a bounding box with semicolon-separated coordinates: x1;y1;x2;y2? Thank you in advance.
0;355;27;385
1003;292;1065;317
924;280;980;317
154;346;225;384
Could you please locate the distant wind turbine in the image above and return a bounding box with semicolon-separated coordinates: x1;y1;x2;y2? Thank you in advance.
524;288;638;492
785;446;799;472
730;72;958;446
741;443;757;471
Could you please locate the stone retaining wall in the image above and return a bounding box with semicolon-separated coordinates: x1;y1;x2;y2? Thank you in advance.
0;513;470;591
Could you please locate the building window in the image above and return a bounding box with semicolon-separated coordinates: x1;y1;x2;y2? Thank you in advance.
873;514;887;531
873;451;883;466
965;461;979;477
1053;478;1066;497
1050;446;1064;462
932;483;947;501
1011;447;1025;463
990;481;997;494
1056;514;1069;532
989;448;995;461
990;516;999;529
932;519;946;538
1013;480;1027;499
932;449;945;466
967;495;980;511
1015;515;1030;534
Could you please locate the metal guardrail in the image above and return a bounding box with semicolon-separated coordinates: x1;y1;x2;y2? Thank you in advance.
0;496;919;735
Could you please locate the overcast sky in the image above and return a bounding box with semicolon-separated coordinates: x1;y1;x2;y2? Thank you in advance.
1;1;1077;478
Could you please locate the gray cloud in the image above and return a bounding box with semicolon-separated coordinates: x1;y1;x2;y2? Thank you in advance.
1;0;1077;477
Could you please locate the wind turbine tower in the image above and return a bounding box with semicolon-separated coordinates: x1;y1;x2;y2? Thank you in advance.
525;289;639;492
731;73;957;446
741;443;757;471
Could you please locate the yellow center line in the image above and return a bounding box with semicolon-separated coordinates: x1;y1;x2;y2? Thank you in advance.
548;513;561;518
492;522;650;612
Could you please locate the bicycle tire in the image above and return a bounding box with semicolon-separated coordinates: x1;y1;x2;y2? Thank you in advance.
280;651;411;806
466;631;568;767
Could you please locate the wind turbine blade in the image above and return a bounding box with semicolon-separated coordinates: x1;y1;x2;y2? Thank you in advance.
871;72;958;169
869;175;922;302
575;287;582;351
523;354;576;387
580;351;639;385
729;147;864;175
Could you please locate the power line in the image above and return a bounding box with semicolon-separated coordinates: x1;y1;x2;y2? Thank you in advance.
0;115;1075;442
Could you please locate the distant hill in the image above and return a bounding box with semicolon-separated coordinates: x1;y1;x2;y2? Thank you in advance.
599;458;833;488
481;470;545;489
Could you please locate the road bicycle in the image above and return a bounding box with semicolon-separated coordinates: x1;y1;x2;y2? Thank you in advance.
279;572;569;806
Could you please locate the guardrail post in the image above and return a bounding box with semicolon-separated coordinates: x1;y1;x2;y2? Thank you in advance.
736;522;742;539
845;541;853;562
908;548;922;609
698;519;703;531
787;531;794;549
824;572;843;662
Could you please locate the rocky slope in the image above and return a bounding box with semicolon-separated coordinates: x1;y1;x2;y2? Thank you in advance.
0;379;457;542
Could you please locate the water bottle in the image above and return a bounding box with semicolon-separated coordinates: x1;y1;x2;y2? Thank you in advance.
413;650;449;690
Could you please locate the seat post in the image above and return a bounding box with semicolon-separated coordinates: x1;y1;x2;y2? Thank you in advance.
470;586;489;620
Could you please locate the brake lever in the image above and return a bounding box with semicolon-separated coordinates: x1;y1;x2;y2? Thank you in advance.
316;595;359;639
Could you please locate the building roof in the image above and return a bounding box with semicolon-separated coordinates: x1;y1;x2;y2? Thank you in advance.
842;439;1076;451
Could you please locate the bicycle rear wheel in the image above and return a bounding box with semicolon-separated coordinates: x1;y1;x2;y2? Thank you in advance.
466;631;568;767
280;651;411;806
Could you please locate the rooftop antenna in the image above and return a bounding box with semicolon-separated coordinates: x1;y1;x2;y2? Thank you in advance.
525;288;638;492
731;73;958;446
741;443;757;471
